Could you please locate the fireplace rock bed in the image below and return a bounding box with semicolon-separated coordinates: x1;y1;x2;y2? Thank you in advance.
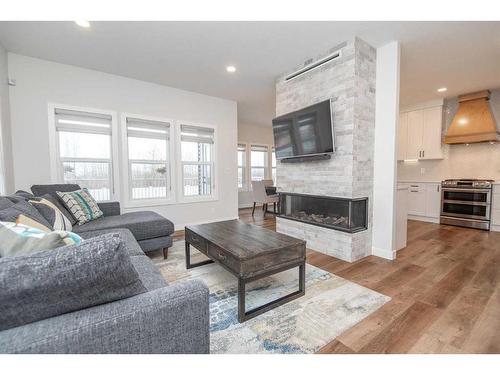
279;192;368;233
291;211;349;227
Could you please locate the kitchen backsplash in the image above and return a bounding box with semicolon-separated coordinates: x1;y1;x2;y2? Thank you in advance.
397;89;500;181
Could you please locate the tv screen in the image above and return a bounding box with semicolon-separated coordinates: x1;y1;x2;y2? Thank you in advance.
272;100;334;160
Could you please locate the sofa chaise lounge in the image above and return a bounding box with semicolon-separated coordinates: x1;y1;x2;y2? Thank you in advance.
31;184;174;258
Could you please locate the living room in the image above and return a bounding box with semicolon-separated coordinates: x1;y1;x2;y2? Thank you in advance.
1;0;500;373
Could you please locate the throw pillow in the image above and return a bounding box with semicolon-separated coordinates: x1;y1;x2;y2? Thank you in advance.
30;198;73;231
57;188;103;225
0;200;53;229
0;221;82;257
14;190;35;200
39;193;78;226
0;233;147;330
16;214;52;232
0;197;14;210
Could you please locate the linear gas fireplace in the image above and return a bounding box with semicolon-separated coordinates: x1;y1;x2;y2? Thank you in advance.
278;192;368;233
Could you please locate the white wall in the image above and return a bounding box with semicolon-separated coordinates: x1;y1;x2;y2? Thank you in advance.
0;44;14;194
238;122;273;144
372;41;400;260
237;122;274;208
8;53;238;229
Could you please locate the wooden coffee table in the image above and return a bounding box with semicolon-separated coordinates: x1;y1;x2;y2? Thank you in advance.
185;220;306;323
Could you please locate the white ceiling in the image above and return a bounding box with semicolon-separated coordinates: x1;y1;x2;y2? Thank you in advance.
0;21;499;126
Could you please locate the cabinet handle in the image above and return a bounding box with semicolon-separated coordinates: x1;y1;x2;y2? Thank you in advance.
423;150;425;158
217;252;226;260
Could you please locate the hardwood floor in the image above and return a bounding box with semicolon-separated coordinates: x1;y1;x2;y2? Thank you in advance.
173;210;500;354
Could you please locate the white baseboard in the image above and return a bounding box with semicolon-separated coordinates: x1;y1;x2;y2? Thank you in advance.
372;246;396;260
491;224;500;232
408;215;440;224
238;203;263;209
174;216;239;231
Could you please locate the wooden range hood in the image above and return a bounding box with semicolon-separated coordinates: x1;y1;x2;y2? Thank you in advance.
444;90;500;144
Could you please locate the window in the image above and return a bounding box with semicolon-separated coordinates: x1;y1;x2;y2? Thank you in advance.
250;145;268;181
237;144;247;190
54;108;113;201
0;105;4;195
126;117;171;201
180;124;215;199
271;148;277;184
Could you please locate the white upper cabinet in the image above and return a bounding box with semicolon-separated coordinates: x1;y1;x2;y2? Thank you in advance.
406;110;424;160
398;103;445;161
397;112;408;161
421;106;444;159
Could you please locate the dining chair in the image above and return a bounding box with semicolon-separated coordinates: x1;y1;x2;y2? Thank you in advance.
251;180;279;216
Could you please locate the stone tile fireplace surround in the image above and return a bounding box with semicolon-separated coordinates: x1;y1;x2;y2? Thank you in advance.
275;37;376;262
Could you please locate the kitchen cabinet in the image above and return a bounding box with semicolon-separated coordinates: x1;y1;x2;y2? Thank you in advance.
491;184;500;232
402;181;442;222
425;183;441;218
406;110;424;160
398;112;408;161
407;184;426;216
398;105;444;161
422;107;444;159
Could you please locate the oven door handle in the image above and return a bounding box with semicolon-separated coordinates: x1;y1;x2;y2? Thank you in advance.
441;188;492;193
442;199;489;206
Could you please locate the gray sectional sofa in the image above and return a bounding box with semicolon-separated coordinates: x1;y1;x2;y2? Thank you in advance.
0;185;210;354
31;184;174;258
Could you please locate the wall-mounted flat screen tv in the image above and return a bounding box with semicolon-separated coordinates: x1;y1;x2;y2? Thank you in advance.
272;99;334;160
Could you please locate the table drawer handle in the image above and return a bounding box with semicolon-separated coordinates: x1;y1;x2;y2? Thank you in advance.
217;252;226;260
191;236;200;243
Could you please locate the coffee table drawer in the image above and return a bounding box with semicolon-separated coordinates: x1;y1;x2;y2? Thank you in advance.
186;229;208;254
208;244;240;274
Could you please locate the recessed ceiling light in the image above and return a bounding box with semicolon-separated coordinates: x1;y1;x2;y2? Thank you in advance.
75;20;90;28
226;66;237;73
437;87;447;93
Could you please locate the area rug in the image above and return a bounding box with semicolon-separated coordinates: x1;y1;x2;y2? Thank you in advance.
153;241;390;354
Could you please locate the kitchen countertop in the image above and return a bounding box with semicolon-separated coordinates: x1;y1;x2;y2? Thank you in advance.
397;180;441;184
399;180;500;185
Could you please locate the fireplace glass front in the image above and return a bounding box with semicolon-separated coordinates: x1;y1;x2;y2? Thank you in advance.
278;192;367;233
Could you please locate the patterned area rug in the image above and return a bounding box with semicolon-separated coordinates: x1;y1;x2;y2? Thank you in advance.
153;241;390;354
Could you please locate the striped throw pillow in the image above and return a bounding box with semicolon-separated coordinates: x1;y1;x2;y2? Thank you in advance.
57;188;103;225
29;198;73;231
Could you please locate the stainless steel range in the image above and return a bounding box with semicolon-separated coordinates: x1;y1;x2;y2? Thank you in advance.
440;179;493;230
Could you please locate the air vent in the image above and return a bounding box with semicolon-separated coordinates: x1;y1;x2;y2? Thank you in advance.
285;51;342;81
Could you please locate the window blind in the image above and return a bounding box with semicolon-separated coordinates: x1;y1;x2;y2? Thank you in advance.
238;144;246;152
180;124;214;144
251;145;268;152
55;108;112;135
126;117;170;140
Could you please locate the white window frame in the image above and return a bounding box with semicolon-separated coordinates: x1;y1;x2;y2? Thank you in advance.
48;103;120;202
0;100;5;195
271;146;277;185
120;113;176;208
237;142;277;191
237;143;248;192
250;143;270;184
176;121;218;203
